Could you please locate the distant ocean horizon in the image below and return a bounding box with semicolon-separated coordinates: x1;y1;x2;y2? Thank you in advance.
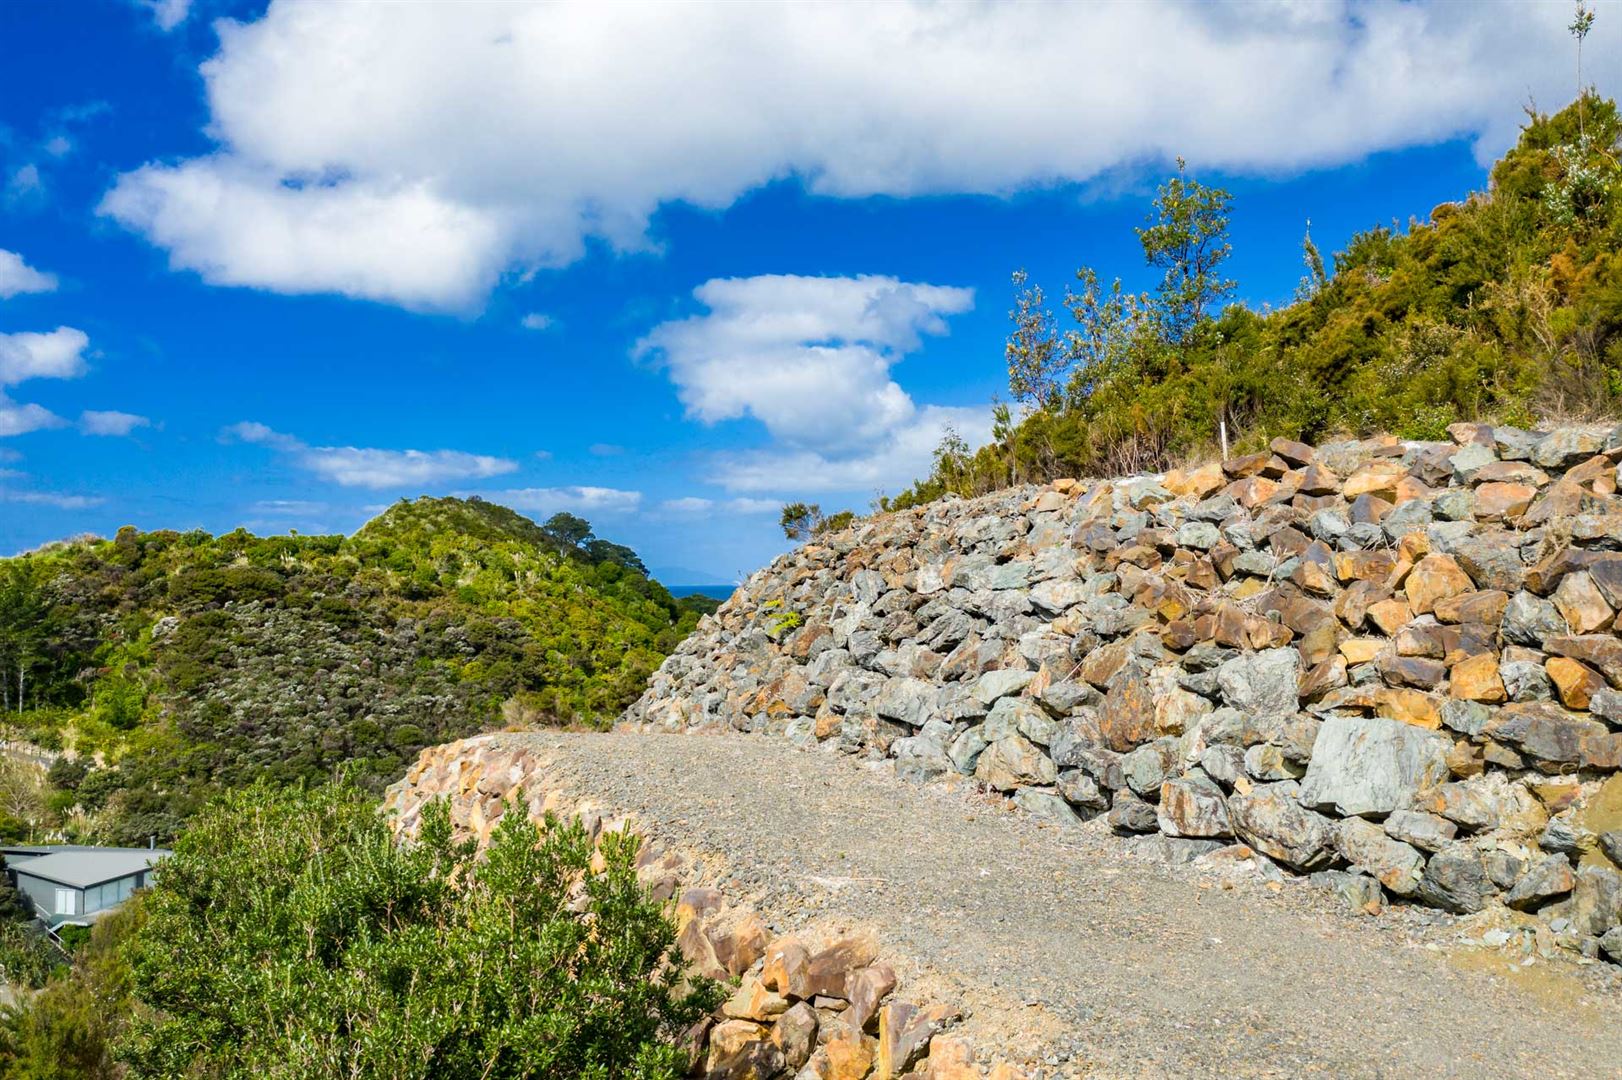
664;584;737;600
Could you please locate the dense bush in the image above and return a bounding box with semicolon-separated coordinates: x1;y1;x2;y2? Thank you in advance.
117;782;718;1079
889;95;1622;508
0;498;709;843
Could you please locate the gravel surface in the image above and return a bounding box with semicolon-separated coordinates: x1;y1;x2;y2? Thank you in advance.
497;730;1622;1079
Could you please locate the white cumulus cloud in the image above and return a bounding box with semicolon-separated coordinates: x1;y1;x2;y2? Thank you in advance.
79;410;151;436
226;421;519;489
638;274;989;495
0;327;89;385
0;399;63;437
520;312;555;331
97;1;1622;311
0;250;58;298
488;486;643;517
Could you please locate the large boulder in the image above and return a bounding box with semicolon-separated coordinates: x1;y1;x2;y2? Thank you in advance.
1298;716;1451;818
1157;775;1233;838
1215;648;1302;716
974;734;1056;791
1228;781;1335;870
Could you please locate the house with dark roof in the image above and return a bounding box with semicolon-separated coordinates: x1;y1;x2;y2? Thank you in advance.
1;845;170;930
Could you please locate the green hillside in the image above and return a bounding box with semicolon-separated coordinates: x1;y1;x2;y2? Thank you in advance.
890;94;1622;507
0;498;705;844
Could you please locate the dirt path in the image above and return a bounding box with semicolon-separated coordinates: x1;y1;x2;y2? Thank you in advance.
496;731;1621;1079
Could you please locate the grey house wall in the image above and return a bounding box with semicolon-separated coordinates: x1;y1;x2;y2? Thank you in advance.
14;869;151;922
15;871;73;919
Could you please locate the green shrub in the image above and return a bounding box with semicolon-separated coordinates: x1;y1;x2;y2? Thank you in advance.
118;781;720;1079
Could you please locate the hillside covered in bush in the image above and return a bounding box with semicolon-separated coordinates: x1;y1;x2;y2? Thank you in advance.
890;95;1622;508
0;498;708;844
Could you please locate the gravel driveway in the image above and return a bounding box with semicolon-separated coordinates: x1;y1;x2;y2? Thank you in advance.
497;730;1621;1079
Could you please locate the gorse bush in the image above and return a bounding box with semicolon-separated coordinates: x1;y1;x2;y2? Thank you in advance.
887;95;1622;508
117;782;719;1080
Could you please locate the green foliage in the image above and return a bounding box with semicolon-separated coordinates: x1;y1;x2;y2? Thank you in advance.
779;503;856;543
0;497;696;844
116;782;718;1080
891;95;1622;506
0;903;139;1078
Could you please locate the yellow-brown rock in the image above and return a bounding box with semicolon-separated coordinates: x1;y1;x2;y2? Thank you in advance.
876;1002;959;1080
1553;571;1615;635
1548;657;1606;711
1449;652;1506;703
1375;687;1442;729
1404;554;1474;615
723;976;791;1022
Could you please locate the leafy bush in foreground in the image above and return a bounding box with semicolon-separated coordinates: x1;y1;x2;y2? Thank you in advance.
119;782;719;1079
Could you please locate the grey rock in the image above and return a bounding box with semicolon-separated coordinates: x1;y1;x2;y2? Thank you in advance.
1439;699;1490;737
1229;781;1335;871
1299;716;1451;818
1383;809;1457;853
984;695;1059;747
1308;870;1383;914
874;676;937;727
1449;442;1497;482
1600;831;1622;869
1417;846;1494;914
1013;786;1082;826
1335;817;1426;896
1571;866;1622;936
947;725;988;774
974;734;1056;792
1601;926;1622;964
1532;427;1605;468
1199;744;1248;788
1502;591;1567;647
1505;854;1575;911
1122;738;1180;797
972;668;1035;706
1157;774;1233;839
1056;769;1108;813
1216;649;1302;717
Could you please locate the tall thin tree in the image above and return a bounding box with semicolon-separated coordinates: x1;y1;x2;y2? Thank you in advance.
1570;2;1595;137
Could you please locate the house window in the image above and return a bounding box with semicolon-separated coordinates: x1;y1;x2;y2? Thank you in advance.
53;888;77;916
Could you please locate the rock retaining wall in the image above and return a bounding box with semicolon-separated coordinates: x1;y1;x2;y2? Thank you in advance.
626;423;1622;962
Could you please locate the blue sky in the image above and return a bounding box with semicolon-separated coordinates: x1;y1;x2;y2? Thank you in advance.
1;1;1617;581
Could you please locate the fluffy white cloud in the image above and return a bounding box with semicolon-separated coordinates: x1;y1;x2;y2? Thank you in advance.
0;398;63;437
79;410;151;436
102;161;505;311
519;312;555;331
639;274;987;495
0;250;57;298
659;495;780;516
489;486;643;516
0;327;89;385
99;1;1622;310
226;421;519;488
711;404;994;495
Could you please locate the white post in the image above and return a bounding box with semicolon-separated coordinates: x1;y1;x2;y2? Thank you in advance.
1219;418;1229;461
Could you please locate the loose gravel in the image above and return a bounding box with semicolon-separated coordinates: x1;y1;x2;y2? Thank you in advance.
495;730;1622;1079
